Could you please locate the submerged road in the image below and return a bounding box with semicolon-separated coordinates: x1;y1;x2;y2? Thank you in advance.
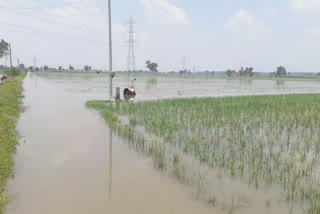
5;73;214;214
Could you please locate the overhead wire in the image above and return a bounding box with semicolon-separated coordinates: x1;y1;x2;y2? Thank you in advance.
69;5;107;23
0;0;86;9
0;26;107;48
38;1;108;24
5;0;107;33
0;21;107;46
1;9;106;34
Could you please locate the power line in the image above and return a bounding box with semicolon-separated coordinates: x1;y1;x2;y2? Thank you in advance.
0;0;85;10
35;0;108;25
182;56;186;70
1;10;105;35
5;0;106;33
69;5;107;23
0;21;106;44
0;23;107;46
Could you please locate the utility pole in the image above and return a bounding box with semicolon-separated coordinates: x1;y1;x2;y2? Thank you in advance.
182;56;186;71
108;126;113;197
9;44;12;72
125;14;138;73
4;55;7;68
108;0;113;100
17;58;20;67
34;56;36;68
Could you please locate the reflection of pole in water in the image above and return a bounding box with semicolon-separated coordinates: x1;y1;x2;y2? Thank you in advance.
108;126;113;198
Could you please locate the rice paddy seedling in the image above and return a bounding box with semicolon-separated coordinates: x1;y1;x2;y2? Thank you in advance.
88;94;320;214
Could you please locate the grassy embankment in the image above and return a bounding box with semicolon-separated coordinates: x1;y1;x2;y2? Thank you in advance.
87;94;320;213
0;74;25;213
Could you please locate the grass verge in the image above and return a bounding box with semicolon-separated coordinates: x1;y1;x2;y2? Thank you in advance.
0;74;25;214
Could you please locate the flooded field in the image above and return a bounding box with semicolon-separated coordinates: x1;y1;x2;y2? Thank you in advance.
89;95;320;214
4;73;215;214
36;72;320;101
5;72;320;214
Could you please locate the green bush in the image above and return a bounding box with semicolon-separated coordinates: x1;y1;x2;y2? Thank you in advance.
5;67;21;77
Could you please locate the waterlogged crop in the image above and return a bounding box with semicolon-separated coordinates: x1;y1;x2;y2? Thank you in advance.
88;94;320;214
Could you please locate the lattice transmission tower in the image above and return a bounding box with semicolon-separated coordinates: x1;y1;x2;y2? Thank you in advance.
124;14;138;73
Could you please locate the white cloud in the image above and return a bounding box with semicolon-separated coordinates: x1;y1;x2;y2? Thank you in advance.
140;0;188;25
290;0;320;13
225;10;271;40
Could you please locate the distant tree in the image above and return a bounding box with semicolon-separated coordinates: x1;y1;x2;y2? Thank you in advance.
239;67;244;76
28;66;34;71
69;65;74;71
43;65;49;71
276;66;287;76
226;69;232;76
317;72;320;77
84;65;92;72
0;39;9;59
35;67;40;72
146;60;158;73
248;67;254;77
19;63;25;70
58;66;63;71
239;67;254;77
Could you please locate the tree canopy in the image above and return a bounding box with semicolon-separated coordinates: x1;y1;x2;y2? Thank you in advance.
146;60;158;73
276;66;287;76
239;67;254;77
0;39;9;59
84;65;92;72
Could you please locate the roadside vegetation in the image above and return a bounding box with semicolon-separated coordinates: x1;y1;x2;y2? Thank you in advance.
0;74;25;214
88;94;320;214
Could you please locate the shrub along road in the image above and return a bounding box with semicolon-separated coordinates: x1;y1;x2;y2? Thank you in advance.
0;74;25;214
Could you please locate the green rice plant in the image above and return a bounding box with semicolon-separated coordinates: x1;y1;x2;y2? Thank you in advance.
88;94;320;214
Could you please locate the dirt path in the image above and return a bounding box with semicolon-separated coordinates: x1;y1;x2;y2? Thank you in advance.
4;73;215;214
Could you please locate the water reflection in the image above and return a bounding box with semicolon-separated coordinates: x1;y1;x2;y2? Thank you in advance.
276;80;286;86
115;115;303;214
108;126;113;198
239;78;253;85
145;77;158;91
5;74;226;214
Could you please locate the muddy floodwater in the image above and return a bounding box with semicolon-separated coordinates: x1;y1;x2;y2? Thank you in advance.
5;73;215;214
5;72;320;214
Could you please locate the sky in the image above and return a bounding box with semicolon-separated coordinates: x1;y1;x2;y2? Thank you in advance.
0;0;319;73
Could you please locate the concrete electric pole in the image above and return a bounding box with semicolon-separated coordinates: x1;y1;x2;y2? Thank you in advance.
9;44;13;73
108;0;113;100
